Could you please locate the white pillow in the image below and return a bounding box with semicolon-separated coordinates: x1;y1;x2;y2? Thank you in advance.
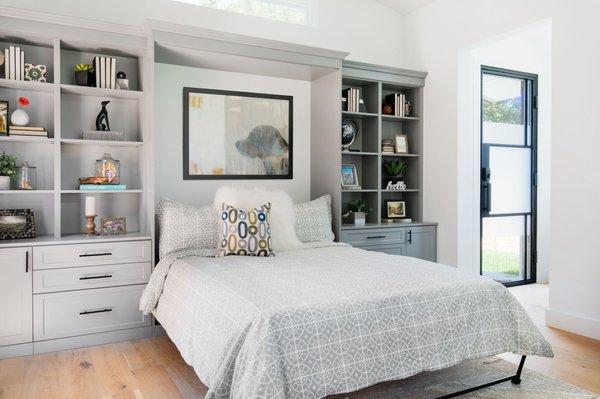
214;186;303;251
294;195;335;243
157;198;219;258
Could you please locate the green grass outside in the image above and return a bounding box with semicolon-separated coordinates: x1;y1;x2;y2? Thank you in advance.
482;250;520;276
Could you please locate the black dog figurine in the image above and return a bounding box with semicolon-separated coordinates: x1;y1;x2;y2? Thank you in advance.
96;100;110;131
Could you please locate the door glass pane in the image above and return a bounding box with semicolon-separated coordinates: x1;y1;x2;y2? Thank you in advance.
482;216;530;282
482;74;525;145
489;146;531;214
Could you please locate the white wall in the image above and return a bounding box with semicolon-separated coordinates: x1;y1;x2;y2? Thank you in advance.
456;22;552;282
154;63;311;205
0;0;404;66
404;0;600;339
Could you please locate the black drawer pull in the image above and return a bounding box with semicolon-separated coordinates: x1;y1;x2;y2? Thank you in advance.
79;252;112;258
79;308;113;315
367;235;386;239
79;274;113;280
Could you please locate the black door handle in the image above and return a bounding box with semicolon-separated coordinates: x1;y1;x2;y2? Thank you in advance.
79;252;112;258
79;274;113;280
25;251;29;273
366;235;386;239
79;308;113;315
407;230;412;244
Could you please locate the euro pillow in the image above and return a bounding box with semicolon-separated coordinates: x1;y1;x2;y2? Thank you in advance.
294;195;335;243
216;203;274;257
214;186;303;251
157;198;219;258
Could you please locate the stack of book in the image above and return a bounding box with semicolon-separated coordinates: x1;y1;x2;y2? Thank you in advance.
4;45;25;81
93;56;117;89
381;139;395;154
384;93;407;117
8;126;48;138
342;87;361;112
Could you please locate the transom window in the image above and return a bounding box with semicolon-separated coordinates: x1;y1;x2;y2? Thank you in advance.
172;0;318;26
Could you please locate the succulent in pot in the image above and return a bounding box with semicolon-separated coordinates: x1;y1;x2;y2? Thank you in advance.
0;151;18;190
74;63;94;86
383;159;406;183
344;199;372;225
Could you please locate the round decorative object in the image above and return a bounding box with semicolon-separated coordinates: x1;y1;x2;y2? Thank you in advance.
11;108;29;126
341;119;358;150
382;104;393;115
116;71;127;79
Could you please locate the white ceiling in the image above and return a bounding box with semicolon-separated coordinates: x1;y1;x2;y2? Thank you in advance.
374;0;438;15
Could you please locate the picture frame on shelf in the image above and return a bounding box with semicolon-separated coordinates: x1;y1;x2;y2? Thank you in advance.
0;100;8;135
100;216;127;235
385;200;406;219
341;164;360;189
395;134;409;154
0;209;36;240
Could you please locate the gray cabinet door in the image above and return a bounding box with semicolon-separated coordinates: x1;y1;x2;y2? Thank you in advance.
406;226;437;262
0;247;33;346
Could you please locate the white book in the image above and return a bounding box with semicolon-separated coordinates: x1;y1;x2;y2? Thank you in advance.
9;46;15;80
94;57;99;87
4;49;8;79
100;56;106;88
110;57;116;89
15;47;20;80
401;94;405;117
20;50;24;81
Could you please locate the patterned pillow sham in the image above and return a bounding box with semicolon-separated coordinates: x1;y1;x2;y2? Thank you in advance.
157;198;219;258
216;203;275;257
294;194;335;243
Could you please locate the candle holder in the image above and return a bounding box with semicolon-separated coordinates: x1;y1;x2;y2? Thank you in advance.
85;215;98;236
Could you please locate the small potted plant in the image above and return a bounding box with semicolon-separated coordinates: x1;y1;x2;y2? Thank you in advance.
344;199;372;225
383;159;406;185
74;64;94;86
0;152;18;190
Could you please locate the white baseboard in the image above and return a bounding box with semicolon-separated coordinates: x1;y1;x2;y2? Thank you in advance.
546;308;600;341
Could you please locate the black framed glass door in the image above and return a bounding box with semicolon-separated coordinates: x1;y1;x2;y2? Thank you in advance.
480;66;537;286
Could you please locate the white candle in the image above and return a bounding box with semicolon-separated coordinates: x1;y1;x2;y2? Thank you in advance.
85;196;96;216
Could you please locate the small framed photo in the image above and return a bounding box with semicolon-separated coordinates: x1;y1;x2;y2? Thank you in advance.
385;200;406;219
395;134;409;154
341;164;360;189
0;100;8;135
0;209;36;240
100;217;127;235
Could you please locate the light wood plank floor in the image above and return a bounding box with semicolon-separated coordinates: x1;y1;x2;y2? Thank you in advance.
1;284;598;398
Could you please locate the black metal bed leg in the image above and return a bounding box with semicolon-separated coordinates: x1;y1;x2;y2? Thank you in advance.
511;355;526;385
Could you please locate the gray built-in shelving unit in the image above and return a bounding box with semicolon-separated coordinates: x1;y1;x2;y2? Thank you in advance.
0;27;152;246
339;61;427;231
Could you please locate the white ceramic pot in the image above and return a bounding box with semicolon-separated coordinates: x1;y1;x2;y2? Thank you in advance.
0;176;11;190
11;108;29;126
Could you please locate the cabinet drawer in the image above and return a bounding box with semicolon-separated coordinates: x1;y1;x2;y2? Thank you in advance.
34;240;151;270
341;228;405;246
356;243;406;256
33;285;150;341
33;262;151;294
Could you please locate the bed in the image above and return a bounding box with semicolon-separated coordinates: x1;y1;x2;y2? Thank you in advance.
140;241;553;399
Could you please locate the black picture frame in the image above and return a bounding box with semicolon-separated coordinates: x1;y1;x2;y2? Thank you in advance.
0;100;8;135
183;87;293;180
0;209;36;240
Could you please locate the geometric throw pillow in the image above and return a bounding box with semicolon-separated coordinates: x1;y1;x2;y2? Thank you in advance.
294;194;335;243
216;203;275;257
157;198;220;258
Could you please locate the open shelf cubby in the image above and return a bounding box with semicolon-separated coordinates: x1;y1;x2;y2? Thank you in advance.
338;64;425;231
0;28;150;244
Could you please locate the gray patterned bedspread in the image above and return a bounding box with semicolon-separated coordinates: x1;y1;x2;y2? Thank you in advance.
140;244;553;399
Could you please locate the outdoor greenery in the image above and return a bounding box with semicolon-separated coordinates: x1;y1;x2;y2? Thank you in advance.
345;200;372;215
383;159;407;178
482;98;522;125
0;152;18;177
482;250;520;276
180;0;308;25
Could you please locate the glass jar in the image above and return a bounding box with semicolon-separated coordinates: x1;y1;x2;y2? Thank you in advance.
95;153;120;184
15;162;37;190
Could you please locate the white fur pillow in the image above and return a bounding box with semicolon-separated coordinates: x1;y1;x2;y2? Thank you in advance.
214;186;303;251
